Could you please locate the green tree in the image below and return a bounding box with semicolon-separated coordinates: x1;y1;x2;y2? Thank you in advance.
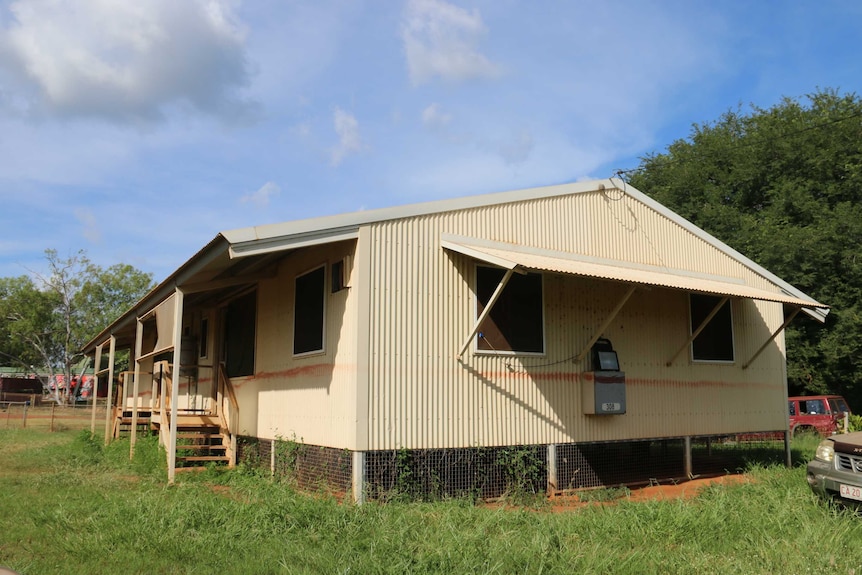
0;275;57;372
0;249;154;401
627;89;862;409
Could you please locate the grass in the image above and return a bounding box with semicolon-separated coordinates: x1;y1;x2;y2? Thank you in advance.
1;430;862;574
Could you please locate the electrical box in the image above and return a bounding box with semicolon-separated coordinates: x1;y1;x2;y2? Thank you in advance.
582;338;626;415
582;371;626;415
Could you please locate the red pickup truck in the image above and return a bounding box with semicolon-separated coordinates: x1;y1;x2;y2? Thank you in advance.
788;395;851;437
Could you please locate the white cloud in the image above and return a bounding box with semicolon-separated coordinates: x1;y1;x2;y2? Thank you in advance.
330;107;364;166
401;0;500;86
74;207;101;243
240;181;281;208
421;102;452;128
0;0;256;123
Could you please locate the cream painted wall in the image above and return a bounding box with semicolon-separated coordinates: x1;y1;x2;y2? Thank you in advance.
232;240;359;446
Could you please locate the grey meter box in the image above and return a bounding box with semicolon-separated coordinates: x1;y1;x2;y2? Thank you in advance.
582;371;626;415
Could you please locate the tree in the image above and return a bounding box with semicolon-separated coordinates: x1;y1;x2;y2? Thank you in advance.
0;276;57;373
0;250;155;402
627;89;862;409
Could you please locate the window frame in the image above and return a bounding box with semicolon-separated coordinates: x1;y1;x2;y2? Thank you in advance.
474;264;545;356
689;293;735;363
293;264;327;357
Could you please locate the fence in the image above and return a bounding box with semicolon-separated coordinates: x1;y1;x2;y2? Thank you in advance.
237;433;788;502
1;402;108;432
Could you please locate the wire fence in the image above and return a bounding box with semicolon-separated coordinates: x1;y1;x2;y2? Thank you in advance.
1;402;107;431
237;436;353;496
237;433;788;502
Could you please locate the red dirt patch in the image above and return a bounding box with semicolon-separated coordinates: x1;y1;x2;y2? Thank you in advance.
546;474;751;511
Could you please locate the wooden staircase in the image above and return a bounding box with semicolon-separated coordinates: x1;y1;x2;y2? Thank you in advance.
112;409;152;438
159;415;232;470
110;362;239;477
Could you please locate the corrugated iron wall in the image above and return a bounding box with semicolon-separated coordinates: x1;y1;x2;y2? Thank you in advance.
362;188;789;450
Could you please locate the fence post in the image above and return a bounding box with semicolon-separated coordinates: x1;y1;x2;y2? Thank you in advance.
547;444;558;494
352;451;366;505
22;402;28;428
50;403;56;432
684;436;692;478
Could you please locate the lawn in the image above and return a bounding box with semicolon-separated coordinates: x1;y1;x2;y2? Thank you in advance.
1;429;861;574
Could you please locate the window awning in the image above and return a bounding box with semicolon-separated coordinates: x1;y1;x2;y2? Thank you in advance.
441;235;829;312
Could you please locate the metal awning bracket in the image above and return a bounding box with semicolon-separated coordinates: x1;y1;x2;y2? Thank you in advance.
742;306;801;369
574;285;637;364
458;268;516;358
666;296;729;367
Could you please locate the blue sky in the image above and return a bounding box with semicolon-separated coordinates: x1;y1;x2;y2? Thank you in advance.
1;0;861;283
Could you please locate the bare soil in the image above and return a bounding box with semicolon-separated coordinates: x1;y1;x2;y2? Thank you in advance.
545;474;751;511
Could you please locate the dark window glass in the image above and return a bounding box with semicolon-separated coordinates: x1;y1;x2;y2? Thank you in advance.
476;266;544;353
690;294;734;362
804;400;826;415
294;266;325;355
331;259;345;293
225;291;256;377
828;398;849;414
141;317;157;356
199;317;209;358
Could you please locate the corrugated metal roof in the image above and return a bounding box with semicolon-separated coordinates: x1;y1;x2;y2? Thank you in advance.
442;236;829;311
85;178;830;354
220;178;826;321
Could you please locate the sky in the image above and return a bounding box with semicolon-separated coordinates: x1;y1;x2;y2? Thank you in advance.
1;0;861;284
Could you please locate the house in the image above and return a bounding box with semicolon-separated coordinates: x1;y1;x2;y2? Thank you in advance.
82;178;828;501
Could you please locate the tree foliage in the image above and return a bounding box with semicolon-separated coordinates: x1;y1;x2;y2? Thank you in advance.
0;275;57;370
0;250;154;398
627;89;862;408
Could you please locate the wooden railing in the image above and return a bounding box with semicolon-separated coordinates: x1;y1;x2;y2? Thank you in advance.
156;363;171;448
217;362;239;466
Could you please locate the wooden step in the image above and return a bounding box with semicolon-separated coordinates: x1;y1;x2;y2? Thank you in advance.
117;417;151;423
176;432;221;440
120;411;152;417
176;444;227;451
178;455;231;462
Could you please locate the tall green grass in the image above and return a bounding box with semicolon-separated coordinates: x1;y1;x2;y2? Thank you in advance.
1;429;861;574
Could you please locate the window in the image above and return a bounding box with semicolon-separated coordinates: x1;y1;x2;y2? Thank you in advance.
804;399;826;415
690;294;734;362
476;266;544;353
829;398;850;414
199;317;209;359
294;266;326;355
225;291;256;377
788;401;796;416
331;259;346;293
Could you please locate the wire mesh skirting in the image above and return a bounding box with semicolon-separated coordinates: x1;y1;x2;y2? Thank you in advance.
556;435;787;490
237;436;352;494
237;433;787;501
365;445;548;501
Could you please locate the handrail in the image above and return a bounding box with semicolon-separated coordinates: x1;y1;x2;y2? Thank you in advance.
159;364;171;447
220;363;239;418
218;362;239;467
